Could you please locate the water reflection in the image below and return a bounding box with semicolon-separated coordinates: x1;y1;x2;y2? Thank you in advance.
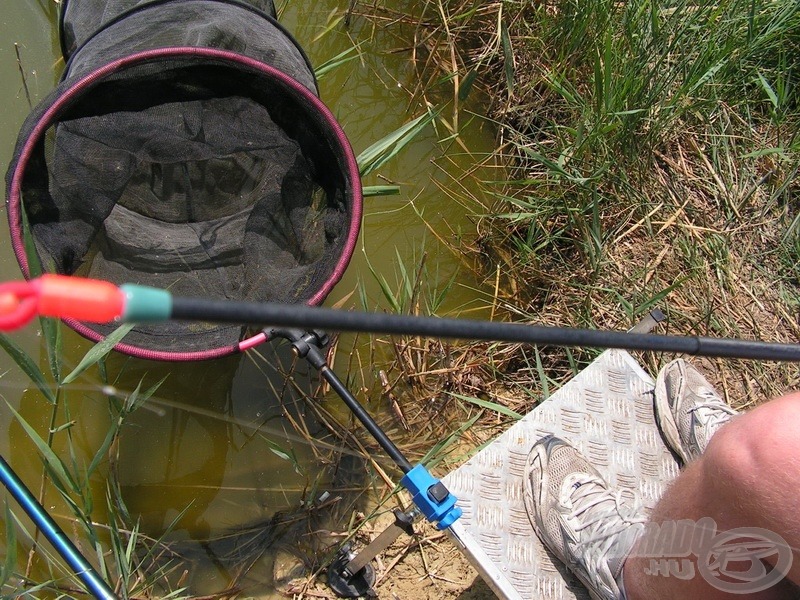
110;340;367;593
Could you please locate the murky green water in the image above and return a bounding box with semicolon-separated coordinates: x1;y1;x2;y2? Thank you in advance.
0;1;496;596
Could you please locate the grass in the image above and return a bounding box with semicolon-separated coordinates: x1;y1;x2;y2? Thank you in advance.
362;0;800;411
290;8;800;588
307;5;800;595
0;324;188;598
318;6;798;587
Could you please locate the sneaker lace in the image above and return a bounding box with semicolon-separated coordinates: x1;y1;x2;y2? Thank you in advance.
564;478;646;584
690;395;737;431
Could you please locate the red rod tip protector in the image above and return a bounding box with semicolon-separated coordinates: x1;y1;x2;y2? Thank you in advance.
0;293;19;316
0;280;38;330
36;275;124;323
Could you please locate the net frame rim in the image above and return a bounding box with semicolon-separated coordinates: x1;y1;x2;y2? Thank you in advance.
7;46;363;362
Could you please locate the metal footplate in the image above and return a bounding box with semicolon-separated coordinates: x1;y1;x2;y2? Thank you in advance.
443;349;681;599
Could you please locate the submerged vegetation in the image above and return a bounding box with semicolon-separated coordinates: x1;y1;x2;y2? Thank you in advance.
0;326;187;598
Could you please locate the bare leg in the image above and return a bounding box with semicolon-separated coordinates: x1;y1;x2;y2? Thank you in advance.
625;392;800;599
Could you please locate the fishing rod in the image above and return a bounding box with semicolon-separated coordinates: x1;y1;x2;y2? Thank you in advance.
1;275;796;362
0;275;467;597
0;274;798;598
0;455;117;599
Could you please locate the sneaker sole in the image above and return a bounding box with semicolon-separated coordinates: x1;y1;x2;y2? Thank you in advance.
653;368;692;464
522;436;552;542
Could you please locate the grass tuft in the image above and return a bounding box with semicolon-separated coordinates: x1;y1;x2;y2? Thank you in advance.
363;0;799;408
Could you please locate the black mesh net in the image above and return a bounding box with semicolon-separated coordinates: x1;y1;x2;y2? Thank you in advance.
7;0;361;360
59;0;278;58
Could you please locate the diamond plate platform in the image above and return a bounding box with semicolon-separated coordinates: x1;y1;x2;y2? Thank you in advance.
443;349;681;600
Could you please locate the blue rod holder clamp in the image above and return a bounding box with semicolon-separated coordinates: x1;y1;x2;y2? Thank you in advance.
400;464;462;530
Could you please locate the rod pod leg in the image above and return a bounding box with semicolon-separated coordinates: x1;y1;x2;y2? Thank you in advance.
268;329;462;595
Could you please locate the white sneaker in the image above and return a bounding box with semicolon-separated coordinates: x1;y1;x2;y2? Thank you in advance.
523;435;646;600
654;359;738;463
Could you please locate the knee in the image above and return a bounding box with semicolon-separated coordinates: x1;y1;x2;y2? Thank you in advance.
701;391;800;511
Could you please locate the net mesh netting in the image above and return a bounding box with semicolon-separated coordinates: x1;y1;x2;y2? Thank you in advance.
7;0;361;360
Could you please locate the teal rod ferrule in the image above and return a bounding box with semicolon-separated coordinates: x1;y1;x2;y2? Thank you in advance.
120;284;173;322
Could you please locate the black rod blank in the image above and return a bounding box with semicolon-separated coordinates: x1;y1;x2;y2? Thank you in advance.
170;297;800;362
320;366;414;473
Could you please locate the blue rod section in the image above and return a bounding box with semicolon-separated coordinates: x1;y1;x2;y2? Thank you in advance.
0;455;117;599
